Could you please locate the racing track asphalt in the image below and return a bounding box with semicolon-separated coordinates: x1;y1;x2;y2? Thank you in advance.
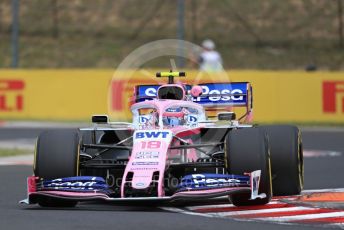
0;127;343;230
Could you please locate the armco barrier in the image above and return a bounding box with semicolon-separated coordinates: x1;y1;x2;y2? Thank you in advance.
0;69;343;123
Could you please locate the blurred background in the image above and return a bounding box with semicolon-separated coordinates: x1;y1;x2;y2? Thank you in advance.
0;0;343;70
0;0;343;124
0;0;343;174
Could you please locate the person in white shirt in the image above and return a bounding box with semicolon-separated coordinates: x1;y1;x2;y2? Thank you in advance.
198;39;224;72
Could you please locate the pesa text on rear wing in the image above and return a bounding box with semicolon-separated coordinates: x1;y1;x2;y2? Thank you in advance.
133;82;253;121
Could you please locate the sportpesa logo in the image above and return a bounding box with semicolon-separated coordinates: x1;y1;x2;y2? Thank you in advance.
144;85;243;102
194;86;243;102
47;178;98;189
192;174;241;187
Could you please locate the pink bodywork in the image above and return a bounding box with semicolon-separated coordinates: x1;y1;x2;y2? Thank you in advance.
121;99;204;198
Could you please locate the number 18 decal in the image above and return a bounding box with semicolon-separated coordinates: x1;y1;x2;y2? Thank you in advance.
140;141;161;149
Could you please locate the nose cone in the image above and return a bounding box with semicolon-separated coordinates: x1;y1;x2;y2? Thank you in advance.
121;130;173;197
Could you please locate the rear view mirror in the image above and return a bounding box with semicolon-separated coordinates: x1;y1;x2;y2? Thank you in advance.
218;112;236;121
92;115;108;124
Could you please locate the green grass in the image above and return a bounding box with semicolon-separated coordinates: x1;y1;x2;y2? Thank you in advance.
0;148;32;157
0;0;343;70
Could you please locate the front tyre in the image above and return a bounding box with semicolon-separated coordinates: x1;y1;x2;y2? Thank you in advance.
34;129;80;207
225;127;272;206
260;125;304;196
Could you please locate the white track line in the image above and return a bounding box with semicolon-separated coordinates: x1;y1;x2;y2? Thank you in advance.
162;189;344;226
160;207;212;217
302;188;344;193
185;203;234;210
259;211;344;222
185;201;280;210
206;207;314;217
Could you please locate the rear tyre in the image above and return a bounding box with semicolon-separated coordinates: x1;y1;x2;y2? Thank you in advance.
34;129;80;207
260;125;303;196
226;127;272;206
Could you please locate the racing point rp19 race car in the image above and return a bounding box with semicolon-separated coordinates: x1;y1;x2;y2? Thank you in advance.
21;71;304;208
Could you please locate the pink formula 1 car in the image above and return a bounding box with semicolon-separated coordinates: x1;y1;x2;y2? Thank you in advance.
21;71;303;207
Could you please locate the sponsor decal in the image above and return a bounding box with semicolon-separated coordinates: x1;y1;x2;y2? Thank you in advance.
139;115;150;124
177;173;250;192
136;83;248;105
135;151;159;159
186;115;198;123
323;81;344;113
132;162;159;166
132;175;150;178
135;182;146;187
49;180;97;188
249;170;266;200
144;87;157;97
135;131;170;139
0;79;25;112
193;85;244;102
42;177;108;190
129;167;158;171
191;174;242;188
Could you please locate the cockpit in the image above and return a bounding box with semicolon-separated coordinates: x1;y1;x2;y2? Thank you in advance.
131;100;206;130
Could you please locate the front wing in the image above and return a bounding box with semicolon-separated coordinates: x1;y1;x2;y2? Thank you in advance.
20;170;265;205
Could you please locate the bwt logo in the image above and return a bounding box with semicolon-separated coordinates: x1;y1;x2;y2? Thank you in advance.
136;131;170;139
0;79;25;112
323;81;344;113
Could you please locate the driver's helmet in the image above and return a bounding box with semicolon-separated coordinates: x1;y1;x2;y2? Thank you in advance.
162;107;185;127
148;110;158;127
163;116;182;127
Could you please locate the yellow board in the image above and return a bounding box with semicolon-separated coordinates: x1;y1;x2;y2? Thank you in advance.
0;69;343;123
0;69;111;120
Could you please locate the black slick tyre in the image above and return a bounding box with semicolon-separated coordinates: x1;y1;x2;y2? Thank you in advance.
225;127;272;206
34;129;80;207
260;125;303;196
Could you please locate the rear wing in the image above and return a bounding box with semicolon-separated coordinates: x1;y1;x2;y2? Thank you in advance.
132;82;253;121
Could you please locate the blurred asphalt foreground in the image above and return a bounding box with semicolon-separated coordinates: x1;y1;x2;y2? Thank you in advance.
0;0;343;70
